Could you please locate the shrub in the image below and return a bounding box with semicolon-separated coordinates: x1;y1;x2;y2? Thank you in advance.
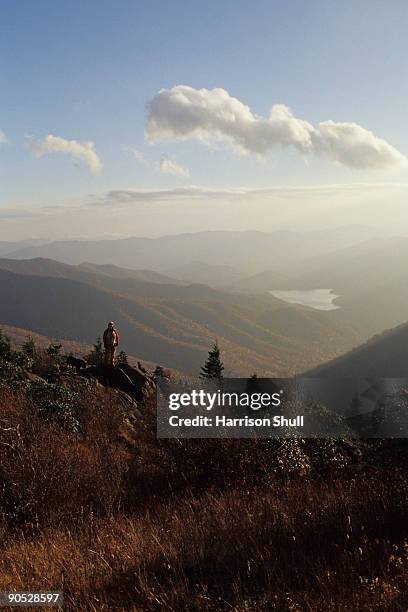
22;337;36;359
86;337;104;366
0;332;33;384
26;380;81;433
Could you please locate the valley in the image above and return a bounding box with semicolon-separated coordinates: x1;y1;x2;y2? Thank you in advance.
1;229;408;378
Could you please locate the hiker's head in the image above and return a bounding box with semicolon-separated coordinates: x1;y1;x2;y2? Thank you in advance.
108;321;115;329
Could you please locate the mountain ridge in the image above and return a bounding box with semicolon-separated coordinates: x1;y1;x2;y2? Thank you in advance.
307;321;408;378
0;260;361;376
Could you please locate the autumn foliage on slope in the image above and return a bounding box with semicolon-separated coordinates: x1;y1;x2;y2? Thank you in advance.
1;335;408;610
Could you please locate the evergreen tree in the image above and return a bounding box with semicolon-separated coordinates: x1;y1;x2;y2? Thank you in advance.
47;342;62;357
117;350;128;365
200;341;224;380
86;337;104;366
154;365;165;377
22;336;36;358
0;330;33;380
0;330;12;360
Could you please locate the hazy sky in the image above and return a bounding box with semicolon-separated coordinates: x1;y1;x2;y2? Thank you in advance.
1;1;408;240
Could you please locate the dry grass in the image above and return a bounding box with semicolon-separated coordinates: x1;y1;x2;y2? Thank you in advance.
1;390;408;611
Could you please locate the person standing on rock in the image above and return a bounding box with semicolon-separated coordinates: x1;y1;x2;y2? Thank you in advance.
103;321;120;367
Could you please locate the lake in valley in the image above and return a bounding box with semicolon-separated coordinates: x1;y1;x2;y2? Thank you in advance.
269;289;340;311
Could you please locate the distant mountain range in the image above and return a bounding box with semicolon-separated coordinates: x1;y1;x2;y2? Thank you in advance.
0;239;49;257
2;227;407;376
3;227;378;277
0;258;360;376
166;261;243;288
5;231;407;341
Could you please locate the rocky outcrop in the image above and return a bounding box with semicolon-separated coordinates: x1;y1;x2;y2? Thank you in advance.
117;363;156;398
81;364;156;402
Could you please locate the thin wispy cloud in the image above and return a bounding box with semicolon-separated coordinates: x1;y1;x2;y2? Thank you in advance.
146;86;406;169
159;157;190;177
3;182;408;240
122;145;146;163
92;183;400;207
123;144;190;177
101;186;245;205
2;184;403;225
26;134;103;175
0;130;9;145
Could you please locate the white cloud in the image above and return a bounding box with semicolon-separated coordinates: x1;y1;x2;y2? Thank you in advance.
26;134;103;175
122;145;146;163
146;86;313;155
159;157;190;177
0;130;9;145
146;86;406;169
313;121;405;169
122;144;190;177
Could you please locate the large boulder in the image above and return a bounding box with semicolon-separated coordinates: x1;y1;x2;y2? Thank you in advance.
81;364;156;401
117;363;156;399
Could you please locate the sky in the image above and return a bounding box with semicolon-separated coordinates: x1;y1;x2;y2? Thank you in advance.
1;0;408;240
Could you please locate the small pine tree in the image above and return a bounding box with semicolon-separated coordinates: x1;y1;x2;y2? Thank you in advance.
154;365;164;377
117;350;128;365
47;342;62;357
22;336;36;358
0;330;11;359
200;341;224;380
86;337;104;366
